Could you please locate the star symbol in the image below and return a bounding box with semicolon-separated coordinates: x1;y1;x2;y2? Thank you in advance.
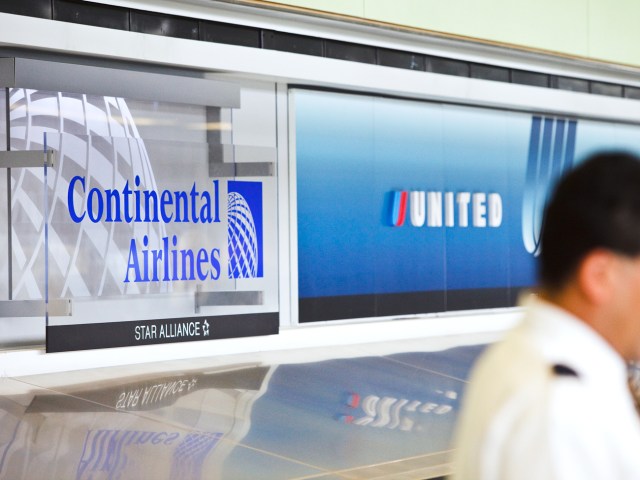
203;319;210;336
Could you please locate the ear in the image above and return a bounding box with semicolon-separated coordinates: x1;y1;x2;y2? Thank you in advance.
576;249;616;305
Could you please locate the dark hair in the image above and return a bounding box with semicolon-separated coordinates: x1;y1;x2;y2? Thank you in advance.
539;151;640;289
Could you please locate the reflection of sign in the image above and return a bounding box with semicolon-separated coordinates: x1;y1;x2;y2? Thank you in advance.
26;366;270;412
77;430;222;480
2;366;272;477
241;350;475;469
116;377;198;410
227;181;263;278
339;389;458;432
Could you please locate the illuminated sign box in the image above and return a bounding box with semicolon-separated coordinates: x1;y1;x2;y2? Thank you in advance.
294;89;640;322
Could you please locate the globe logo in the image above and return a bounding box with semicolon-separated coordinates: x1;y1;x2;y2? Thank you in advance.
521;116;577;256
227;192;259;278
7;88;168;300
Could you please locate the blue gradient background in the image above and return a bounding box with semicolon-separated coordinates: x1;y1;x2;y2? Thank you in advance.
295;90;640;299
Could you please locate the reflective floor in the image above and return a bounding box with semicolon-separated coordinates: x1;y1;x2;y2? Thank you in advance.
0;334;495;479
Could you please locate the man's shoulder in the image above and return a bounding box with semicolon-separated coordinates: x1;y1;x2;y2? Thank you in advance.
471;327;546;385
453;337;567;480
463;328;576;429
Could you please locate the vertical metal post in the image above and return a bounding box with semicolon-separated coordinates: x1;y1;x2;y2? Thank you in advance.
206;106;222;145
5;88;11;300
44;134;49;329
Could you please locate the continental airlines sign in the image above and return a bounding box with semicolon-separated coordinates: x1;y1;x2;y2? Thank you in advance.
66;176;264;284
7;88;278;352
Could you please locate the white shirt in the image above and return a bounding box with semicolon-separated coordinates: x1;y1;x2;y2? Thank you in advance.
453;298;640;480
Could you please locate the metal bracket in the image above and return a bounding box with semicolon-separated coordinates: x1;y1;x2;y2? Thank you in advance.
0;148;56;168
0;299;72;317
208;144;275;177
195;289;263;313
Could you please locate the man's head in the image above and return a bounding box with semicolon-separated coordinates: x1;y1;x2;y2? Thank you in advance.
539;151;640;359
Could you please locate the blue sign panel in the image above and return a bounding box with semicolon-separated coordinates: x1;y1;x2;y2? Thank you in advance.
295;89;640;321
227;181;264;279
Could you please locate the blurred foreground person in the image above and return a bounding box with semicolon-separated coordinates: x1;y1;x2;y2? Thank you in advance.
453;152;640;479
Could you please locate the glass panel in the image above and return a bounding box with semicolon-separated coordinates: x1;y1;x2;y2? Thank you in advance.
45;134;221;299
8;88;48;303
4;87;278;351
9;89;67;309
0;88;49;348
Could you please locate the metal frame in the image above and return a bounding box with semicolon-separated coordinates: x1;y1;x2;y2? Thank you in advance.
0;57;241;108
0;299;71;317
208;144;275;177
0;148;55;168
195;290;263;313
